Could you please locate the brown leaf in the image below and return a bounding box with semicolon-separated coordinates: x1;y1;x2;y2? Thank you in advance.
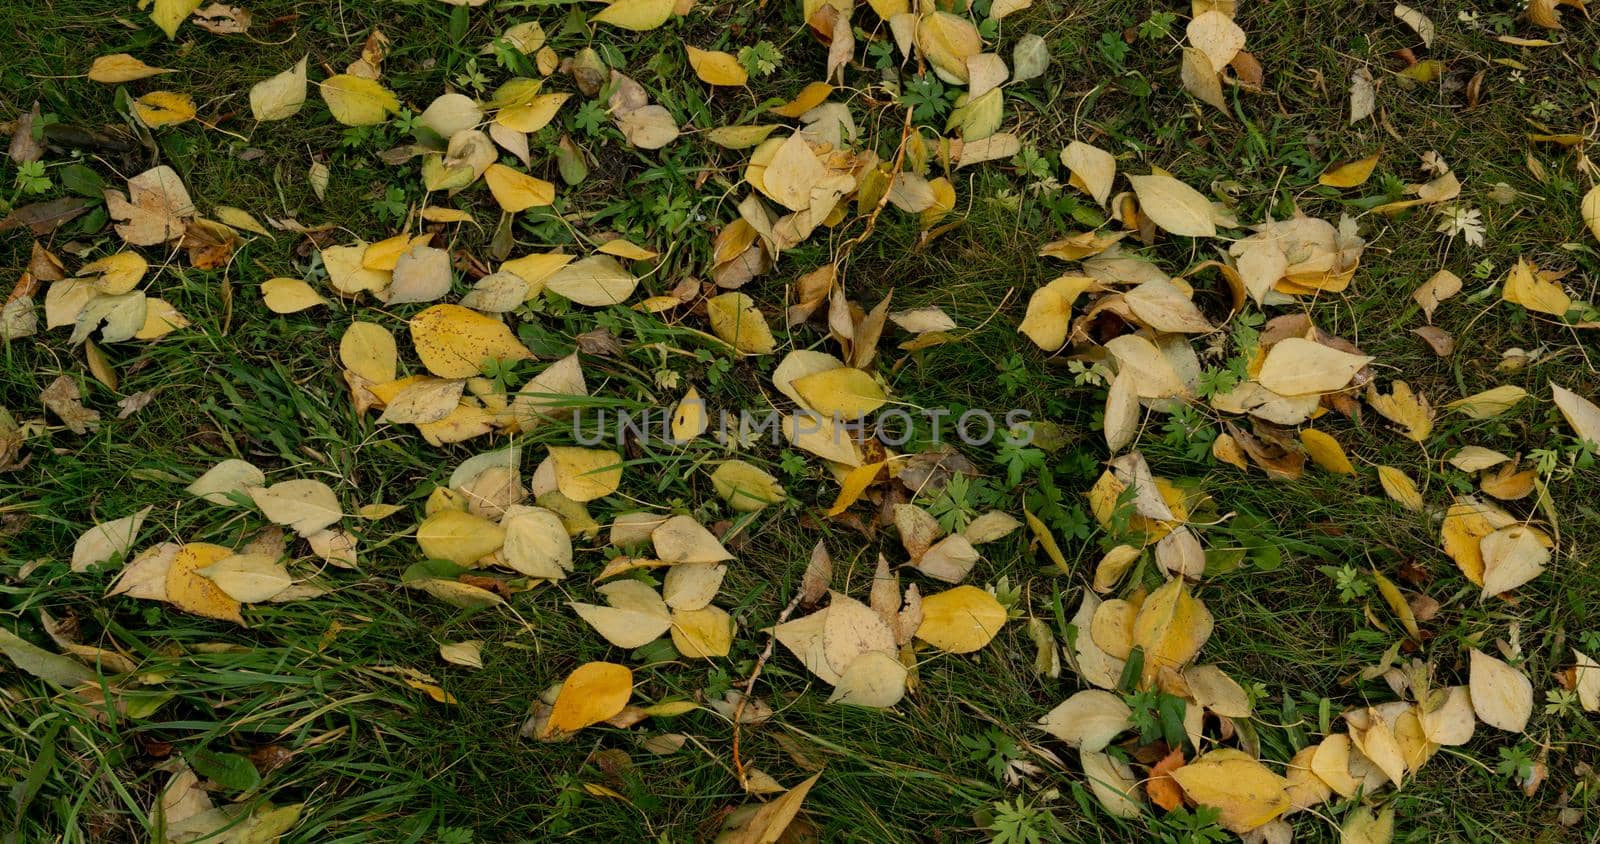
40;375;99;434
1412;326;1454;356
191;3;251;34
1226;421;1305;480
8;102;43;164
1229;51;1263;91
0;197;94;235
799;540;831;605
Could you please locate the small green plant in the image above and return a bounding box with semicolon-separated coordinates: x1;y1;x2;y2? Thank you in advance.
738;41;783;78
1496;741;1536;785
928;473;984;533
1153;805;1231;844
901;73;959;123
961;726;1027;782
1138;11;1179;41
1320;564;1372;603
986;796;1058;844
1094;31;1131;71
14;160;51;195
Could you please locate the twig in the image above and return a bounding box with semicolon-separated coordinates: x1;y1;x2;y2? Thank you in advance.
730;588;806;789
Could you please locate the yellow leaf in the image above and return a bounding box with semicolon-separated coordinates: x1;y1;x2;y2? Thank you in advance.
1318;153;1380;188
1444;385;1527;419
685;46;748;86
320;74;400;126
88;53;172;83
1060;141;1115;207
826;461;884;517
1128;174;1216;238
670;385;708;441
1299;429;1355;474
1256;337;1372;397
1583;184;1600;244
261;278;328;314
417;509;505;565
792;367;887;418
409;304;534;378
151;0;202;38
535;255;634;307
1469;649;1532;732
916;11;982;83
707;124;781;149
548;446;624;502
709;460;786;512
1501;258;1571;315
132;91;197;128
166;543;245;625
1552;382;1600;445
596;238;658;261
247;479;342;537
77;252;149;295
340;321;398;384
1372;570;1420;640
768;82;833;118
671;605;735;658
1024;507;1070;574
1376;465;1423;511
250;58;309;121
543;662;633;737
707;293;776;354
497;92;571;133
1186;10;1246;72
1017;275;1096;351
1367;380;1434;442
1168;749;1290;834
723;773;822;844
591;0;675;31
484;163;556;212
1131;577;1213;686
915;585;1006;653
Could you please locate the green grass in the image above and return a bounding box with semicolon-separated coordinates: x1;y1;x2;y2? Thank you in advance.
4;0;1600;842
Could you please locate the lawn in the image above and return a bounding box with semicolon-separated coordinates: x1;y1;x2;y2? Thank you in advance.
2;0;1599;842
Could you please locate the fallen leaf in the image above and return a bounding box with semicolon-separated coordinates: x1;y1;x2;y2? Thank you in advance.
1129;174;1217;238
543;662;633;737
1469;648;1532;732
410;304;534;378
71;506;153;572
1169;749;1291;834
250;58;308;121
914;585;1005;653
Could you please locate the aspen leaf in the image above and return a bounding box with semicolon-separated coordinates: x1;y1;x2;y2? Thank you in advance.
1448;446;1511;472
663;563;726;611
791;367;887;418
1300;429;1355;474
248;480;341;537
1444;385;1526;419
1501;258;1570;315
1169;749;1291;834
548;446;623;502
915;585;1005;653
1583;184;1600;243
1180;47;1226;111
1376;465;1423;511
1038;690;1133;752
917;12;982;83
671;605;735;658
1310;734;1361;798
409;304;534;378
196;554;292;603
1411;269;1461;322
1105;334;1188;399
1479;525;1548;599
418;509;505;565
652;515;734;563
592;0;674;31
72;506;154;572
1257;338;1372;397
543;255;639;306
0;627;97;687
1573;649;1600;713
1187;10;1246;72
1018;275;1095;351
1550;383;1600;444
1367;381;1434;442
320;75;400;126
710;460;786;511
439;641;484;668
250;58;308;121
500;505;572;578
484;163;555;212
1124;278;1213;334
89;54;172;83
132;91;197;128
166;543;245;625
1128;174;1217;238
1061;141;1116;206
151;0;202;38
187;459;265;505
543;662;632;737
261;278;327;313
340;321;398;384
828;651;908;707
1319;153;1380;188
707;293;776;354
686;46;747;86
1469;648;1532;732
1420;685;1476;745
571;580;672;648
723;772;822;843
1080;749;1144;818
1132;577;1213;686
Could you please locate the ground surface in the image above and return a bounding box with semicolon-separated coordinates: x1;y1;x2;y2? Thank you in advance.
2;1;1600;842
